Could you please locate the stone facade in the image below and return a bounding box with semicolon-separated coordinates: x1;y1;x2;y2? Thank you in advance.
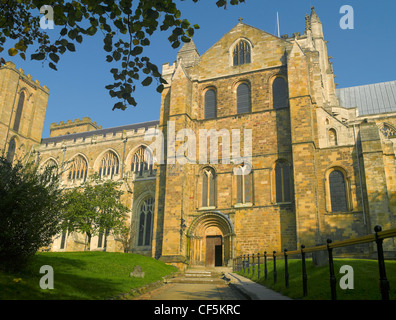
2;7;395;269
0;61;49;163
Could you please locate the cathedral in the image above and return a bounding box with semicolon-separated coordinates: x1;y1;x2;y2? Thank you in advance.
1;8;395;269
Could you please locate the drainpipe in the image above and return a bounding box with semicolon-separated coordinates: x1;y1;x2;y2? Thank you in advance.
121;138;127;179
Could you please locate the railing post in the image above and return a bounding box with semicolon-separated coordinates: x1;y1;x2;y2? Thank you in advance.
374;225;390;300
243;254;246;274
247;254;250;274
301;245;307;297
284;249;289;289
257;253;261;279
273;251;277;284
264;251;268;280
252;253;255;276
327;239;337;301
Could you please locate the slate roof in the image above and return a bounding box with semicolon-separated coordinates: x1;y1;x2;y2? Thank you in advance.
41;120;159;145
336;80;396;116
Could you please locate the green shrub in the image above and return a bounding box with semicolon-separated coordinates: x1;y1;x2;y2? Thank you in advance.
0;157;64;271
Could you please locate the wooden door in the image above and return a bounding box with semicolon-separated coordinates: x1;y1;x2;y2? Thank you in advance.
206;236;222;267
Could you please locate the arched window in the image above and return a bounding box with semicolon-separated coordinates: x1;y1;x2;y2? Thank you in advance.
235;164;252;204
13;91;25;132
68;155;88;182
379;123;396;138
97;229;109;249
329;170;348;212
275;161;291;203
237;83;251;114
233;40;251;66
328;128;338;146
204;89;217;119
99;151;119;178
6;138;16;164
138;198;154;246
202;167;215;207
60;231;67;250
42;159;59;178
272;77;288;109
131;146;153;175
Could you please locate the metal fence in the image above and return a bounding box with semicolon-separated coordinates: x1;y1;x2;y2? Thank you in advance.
232;225;396;300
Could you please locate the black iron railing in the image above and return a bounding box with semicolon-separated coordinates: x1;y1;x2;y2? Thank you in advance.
232;225;396;300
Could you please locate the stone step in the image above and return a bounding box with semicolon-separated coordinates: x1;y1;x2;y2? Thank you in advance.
164;268;227;285
166;277;226;285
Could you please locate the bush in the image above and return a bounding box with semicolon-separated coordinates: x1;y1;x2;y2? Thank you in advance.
0;157;64;271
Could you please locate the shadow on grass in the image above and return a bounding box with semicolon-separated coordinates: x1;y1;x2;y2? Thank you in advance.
0;252;178;300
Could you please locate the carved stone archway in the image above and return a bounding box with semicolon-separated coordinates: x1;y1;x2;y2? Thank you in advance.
187;212;235;267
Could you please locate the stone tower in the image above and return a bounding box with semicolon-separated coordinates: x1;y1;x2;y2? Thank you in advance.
0;61;49;163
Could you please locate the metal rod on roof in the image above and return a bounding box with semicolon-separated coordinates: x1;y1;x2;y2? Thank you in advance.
277;12;280;37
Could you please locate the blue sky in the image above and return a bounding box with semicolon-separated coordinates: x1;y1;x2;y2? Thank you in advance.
6;0;396;137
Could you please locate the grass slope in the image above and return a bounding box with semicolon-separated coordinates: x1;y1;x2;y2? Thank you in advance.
0;251;178;300
237;258;396;300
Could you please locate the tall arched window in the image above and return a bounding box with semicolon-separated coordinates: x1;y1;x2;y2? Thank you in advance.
202;167;215;207
97;229;109;249
275;161;291;203
138;198;154;246
99;151;119;178
131;146;153;175
68;155;88;182
328;128;338;146
233;40;251;66
60;231;67;250
204;89;217;119
13;91;25;132
42;159;59;178
6;138;16;164
235;164;252;204
272;77;288;109
237;83;251;114
329;169;348;212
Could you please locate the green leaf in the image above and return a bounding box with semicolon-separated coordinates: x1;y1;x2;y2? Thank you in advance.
171;40;180;49
141;76;152;86
49;53;59;63
66;43;76;52
131;46;143;56
113;51;121;61
156;84;164;93
31;52;45;61
49;62;58;71
8;48;18;56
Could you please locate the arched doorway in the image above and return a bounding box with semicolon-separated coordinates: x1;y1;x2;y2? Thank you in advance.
187;212;234;267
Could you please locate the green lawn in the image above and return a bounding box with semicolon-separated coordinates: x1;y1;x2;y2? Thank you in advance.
0;251;178;300
237;258;396;300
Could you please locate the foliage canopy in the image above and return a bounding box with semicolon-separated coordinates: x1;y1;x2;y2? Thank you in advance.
0;0;244;110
